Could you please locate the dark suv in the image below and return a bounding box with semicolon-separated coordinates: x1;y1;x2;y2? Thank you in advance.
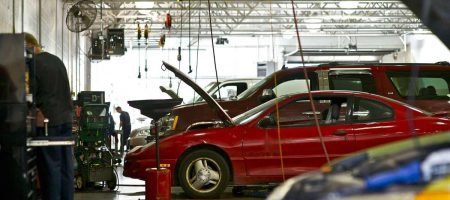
160;62;450;135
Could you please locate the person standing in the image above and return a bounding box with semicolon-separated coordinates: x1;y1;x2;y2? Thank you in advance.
25;33;74;200
116;106;131;154
106;112;118;153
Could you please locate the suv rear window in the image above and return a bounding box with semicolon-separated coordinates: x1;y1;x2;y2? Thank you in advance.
387;71;450;99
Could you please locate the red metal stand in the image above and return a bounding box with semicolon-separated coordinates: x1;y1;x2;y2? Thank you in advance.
145;168;171;200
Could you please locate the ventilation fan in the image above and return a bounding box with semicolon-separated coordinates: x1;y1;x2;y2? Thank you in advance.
66;0;97;33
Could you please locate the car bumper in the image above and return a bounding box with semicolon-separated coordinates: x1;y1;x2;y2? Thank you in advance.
123;154;177;180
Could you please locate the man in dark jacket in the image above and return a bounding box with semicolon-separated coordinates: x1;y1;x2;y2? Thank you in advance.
25;33;74;200
116;106;131;154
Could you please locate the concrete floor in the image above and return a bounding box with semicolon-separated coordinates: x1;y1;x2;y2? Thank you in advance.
74;166;268;200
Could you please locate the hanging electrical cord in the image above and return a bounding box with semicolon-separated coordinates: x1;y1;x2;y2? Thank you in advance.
269;0;286;181
207;0;221;100
176;0;184;95
137;22;142;79
144;23;149;78
290;0;330;164
192;0;202;106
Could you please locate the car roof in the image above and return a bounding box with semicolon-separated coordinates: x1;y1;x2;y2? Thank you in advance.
280;62;450;73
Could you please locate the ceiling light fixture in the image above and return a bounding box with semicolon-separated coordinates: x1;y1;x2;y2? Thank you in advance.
135;2;154;15
339;1;359;14
339;1;359;9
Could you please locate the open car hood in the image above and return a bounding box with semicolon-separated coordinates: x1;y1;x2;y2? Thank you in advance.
401;0;450;49
162;61;234;127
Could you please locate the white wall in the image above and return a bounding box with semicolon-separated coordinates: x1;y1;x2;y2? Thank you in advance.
382;34;450;63
0;0;84;96
407;34;450;62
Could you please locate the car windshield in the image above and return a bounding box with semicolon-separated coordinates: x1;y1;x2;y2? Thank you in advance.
187;81;221;103
233;95;290;125
237;76;269;100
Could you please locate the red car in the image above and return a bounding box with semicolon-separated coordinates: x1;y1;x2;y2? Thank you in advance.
124;62;450;199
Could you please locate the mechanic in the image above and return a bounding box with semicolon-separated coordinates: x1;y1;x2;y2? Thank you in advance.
25;32;74;200
116;106;131;154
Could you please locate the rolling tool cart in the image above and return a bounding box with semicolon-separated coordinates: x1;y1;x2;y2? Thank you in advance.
74;91;119;190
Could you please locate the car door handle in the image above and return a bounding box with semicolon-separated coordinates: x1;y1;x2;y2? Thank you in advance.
333;130;347;136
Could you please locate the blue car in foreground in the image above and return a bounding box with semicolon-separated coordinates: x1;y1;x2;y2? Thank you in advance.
267;131;450;200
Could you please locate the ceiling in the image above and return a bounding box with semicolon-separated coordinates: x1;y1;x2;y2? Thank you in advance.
65;0;430;39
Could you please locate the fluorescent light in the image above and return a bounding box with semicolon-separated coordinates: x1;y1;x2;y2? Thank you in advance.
135;2;154;15
340;1;359;14
339;1;359;9
135;2;154;8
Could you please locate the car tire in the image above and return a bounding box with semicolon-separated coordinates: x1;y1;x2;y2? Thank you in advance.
178;149;230;199
107;170;118;191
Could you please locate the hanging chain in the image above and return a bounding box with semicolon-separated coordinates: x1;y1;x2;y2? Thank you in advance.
192;0;202;105
137;22;142;79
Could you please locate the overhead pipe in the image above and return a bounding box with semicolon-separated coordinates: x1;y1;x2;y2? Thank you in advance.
81;7;411;11
114;15;417;20
65;0;401;2
94;21;423;25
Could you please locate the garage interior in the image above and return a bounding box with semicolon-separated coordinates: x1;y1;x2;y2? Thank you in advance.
1;0;450;200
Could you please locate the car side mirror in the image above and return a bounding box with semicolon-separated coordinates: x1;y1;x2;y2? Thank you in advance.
258;116;275;128
211;94;218;99
259;89;275;103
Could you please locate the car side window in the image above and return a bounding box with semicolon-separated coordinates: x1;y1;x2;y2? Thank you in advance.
263;96;348;128
273;79;310;97
329;74;377;94
270;72;319;97
351;97;393;122
387;71;450;100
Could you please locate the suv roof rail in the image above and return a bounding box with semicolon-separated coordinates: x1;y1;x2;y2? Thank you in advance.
319;62;378;67
319;62;450;67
